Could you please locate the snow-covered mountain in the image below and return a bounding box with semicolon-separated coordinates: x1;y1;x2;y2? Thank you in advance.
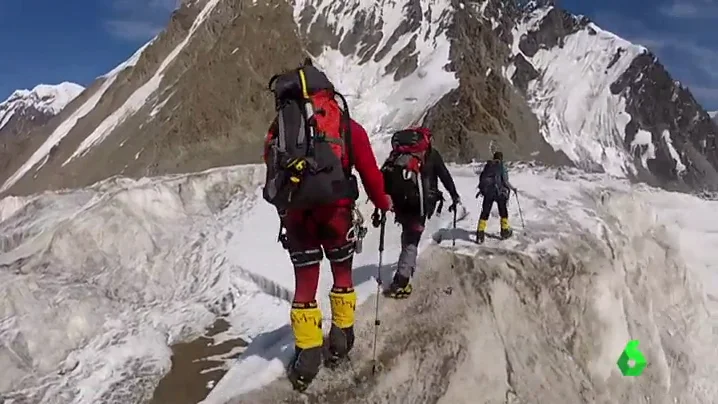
1;0;717;197
0;82;83;132
710;110;717;124
503;4;718;190
0;82;84;195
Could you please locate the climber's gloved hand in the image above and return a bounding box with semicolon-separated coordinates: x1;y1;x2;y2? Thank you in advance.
448;197;462;213
371;208;385;228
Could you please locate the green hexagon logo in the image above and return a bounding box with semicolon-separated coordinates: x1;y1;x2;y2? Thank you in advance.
616;340;647;376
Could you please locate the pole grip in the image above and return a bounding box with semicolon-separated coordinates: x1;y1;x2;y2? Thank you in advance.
378;211;386;252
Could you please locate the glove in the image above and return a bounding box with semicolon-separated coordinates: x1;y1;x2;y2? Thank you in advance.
371;209;386;228
448;197;461;212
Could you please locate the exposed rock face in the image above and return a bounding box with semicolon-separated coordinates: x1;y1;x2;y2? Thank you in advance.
611;55;718;191
0;83;84;184
422;0;570;164
293;0;567;164
0;0;305;196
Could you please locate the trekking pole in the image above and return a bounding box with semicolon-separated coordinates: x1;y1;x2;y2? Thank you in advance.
371;211;386;375
452;205;457;248
514;191;526;230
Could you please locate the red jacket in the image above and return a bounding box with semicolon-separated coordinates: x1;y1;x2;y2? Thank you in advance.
263;118;391;211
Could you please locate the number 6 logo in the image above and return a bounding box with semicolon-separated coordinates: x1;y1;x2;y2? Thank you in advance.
617;340;647;376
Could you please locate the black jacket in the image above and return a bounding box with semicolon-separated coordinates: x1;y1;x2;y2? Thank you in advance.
420;148;460;217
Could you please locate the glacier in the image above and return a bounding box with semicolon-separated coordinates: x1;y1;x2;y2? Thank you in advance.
1;162;717;403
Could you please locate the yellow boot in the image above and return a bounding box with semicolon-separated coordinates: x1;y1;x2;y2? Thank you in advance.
476;219;488;243
288;301;323;391
327;287;356;366
500;217;513;239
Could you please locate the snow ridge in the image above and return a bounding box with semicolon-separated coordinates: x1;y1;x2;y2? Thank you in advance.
0;82;84;131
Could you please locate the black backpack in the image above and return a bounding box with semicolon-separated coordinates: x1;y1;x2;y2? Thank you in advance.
381;128;432;217
263;65;358;211
478;160;505;198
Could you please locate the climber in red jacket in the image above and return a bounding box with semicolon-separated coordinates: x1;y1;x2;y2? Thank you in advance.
262;61;391;392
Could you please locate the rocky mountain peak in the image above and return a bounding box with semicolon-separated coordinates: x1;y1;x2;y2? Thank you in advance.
0;82;84;133
502;4;718;191
0;82;84;187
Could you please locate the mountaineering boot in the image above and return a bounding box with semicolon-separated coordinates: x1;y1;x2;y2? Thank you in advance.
476;219;488;244
288;302;323;392
326;287;357;368
386;273;413;299
500;217;513;239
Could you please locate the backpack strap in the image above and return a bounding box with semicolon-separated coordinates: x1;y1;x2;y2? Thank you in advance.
298;68;310;99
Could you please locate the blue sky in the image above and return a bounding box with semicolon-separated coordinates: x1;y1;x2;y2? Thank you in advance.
1;1;717;111
0;0;176;98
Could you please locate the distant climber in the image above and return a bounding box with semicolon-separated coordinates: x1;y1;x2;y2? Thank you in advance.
375;127;461;298
262;60;392;392
476;151;517;243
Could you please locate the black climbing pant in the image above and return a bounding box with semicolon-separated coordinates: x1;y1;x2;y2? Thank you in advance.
479;195;508;220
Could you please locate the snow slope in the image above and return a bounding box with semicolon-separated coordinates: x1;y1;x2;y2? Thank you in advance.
0;83;84;131
294;0;458;142
62;0;222;165
208;165;718;403
1;162;717;403
506;7;688;178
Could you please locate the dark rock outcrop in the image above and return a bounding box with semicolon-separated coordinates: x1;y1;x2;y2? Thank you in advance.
422;0;570;165
506;3;718;191
611;53;718;190
518;8;588;57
